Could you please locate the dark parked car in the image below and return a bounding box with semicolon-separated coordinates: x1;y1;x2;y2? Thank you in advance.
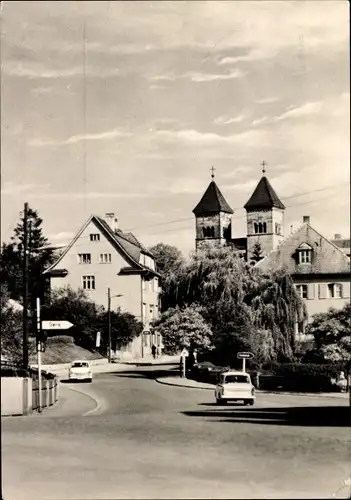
190;362;230;383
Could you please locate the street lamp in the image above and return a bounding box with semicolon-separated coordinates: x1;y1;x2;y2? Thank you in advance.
107;288;123;363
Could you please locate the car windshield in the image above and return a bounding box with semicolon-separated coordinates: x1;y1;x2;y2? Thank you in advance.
224;375;249;384
71;362;89;368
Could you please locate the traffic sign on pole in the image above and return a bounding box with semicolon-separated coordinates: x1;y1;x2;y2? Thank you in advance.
237;352;254;359
237;352;254;372
42;320;73;330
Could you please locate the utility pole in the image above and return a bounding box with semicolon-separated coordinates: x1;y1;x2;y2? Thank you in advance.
22;202;29;369
36;297;42;413
107;287;111;363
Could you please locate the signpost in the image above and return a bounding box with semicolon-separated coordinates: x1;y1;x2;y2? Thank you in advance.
96;331;101;348
41;320;73;330
237;351;254;373
36;298;42;413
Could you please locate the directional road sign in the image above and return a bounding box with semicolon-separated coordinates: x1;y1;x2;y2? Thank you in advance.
237;352;254;359
42;320;73;330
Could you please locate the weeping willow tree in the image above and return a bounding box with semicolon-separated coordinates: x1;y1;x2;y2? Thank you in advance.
161;244;307;365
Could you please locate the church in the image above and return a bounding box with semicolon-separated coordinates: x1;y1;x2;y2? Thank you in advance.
193;163;285;262
193;164;350;329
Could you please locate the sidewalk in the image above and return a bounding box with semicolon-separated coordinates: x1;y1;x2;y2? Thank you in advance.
155;376;349;399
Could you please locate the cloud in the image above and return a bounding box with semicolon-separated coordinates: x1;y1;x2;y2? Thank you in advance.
255;97;280;104
3;61;123;79
28;128;131;146
32;191;149;200
214;115;246;126
251;117;268;127
150;68;246;83
1;182;49;195
49;231;75;242
274;101;323;122
154;128;266;147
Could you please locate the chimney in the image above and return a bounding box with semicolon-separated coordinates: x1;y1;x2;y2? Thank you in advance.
334;233;341;240
104;213;118;233
303;216;310;224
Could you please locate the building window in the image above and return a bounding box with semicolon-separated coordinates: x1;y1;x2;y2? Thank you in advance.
254;222;267;234
143;333;149;346
328;283;343;298
299;250;311;264
82;275;95;290
99;253;111;263
203;226;215;238
142;303;147;320
296;284;308;299
78;253;91;264
90;234;100;242
275;223;281;235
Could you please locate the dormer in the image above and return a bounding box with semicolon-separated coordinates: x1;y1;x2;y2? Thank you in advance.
296;242;313;264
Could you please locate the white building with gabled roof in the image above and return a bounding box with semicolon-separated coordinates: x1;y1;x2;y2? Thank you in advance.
43;213;161;359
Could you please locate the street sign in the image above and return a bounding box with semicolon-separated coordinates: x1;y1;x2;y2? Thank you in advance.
96;331;101;348
237;352;254;359
42;320;73;330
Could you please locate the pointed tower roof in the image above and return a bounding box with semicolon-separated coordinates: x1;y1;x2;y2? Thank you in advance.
244;176;285;211
193;181;233;215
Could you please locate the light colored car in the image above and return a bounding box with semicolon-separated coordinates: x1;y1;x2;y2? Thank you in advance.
215;371;255;405
69;360;92;383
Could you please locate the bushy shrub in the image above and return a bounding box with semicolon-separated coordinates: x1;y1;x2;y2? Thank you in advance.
271;362;346;392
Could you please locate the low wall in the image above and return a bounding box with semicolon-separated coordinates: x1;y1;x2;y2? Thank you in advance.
1;368;59;416
1;377;33;416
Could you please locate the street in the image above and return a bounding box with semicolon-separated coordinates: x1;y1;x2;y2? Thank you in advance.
2;365;350;499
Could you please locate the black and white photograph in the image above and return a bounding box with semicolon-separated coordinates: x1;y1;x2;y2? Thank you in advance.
1;1;350;499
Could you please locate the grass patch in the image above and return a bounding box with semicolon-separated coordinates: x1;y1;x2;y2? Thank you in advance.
29;336;104;364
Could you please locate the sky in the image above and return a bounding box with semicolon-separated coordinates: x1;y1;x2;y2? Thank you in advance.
1;0;350;258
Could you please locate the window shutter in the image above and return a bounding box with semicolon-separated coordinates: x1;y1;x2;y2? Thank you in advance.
319;284;327;299
307;284;315;300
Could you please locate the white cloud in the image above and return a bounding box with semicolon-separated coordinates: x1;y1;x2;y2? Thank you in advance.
251;117;268;127
1;182;49;195
28;128;131;147
32;191;149;200
274;101;323;122
255;97;280;104
150;68;246;83
49;231;75;241
215;115;246;126
154;128;267;147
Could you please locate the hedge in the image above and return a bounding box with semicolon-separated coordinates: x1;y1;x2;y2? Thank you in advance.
266;362;347;392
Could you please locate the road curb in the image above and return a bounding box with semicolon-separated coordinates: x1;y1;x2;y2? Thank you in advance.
155;377;213;390
155;377;348;399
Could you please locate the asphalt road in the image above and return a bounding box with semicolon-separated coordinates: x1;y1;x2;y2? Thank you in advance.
2;366;350;500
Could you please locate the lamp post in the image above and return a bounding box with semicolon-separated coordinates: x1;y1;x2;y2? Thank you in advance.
107;288;123;363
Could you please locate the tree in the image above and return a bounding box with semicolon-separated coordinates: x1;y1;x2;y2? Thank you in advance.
41;286;104;351
0;283;34;364
148;243;184;280
98;309;143;354
41;286;142;354
303;303;351;364
0;206;56;307
153;304;213;355
250;241;264;265
161;244;306;365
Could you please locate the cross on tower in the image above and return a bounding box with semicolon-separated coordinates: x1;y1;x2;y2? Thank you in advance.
211;166;216;179
261;160;267;175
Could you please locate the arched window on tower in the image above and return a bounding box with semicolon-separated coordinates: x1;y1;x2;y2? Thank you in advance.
262;222;267;233
254;223;258;234
202;227;207;237
210;226;215;237
258;222;263;233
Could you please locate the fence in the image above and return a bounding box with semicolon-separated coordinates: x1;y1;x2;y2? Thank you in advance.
1;362;59;416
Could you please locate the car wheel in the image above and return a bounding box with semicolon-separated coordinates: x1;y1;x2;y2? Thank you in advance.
248;399;254;406
87;378;92;383
216;398;221;405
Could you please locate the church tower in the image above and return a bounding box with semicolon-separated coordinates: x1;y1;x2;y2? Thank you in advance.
244;162;285;262
193;168;233;251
